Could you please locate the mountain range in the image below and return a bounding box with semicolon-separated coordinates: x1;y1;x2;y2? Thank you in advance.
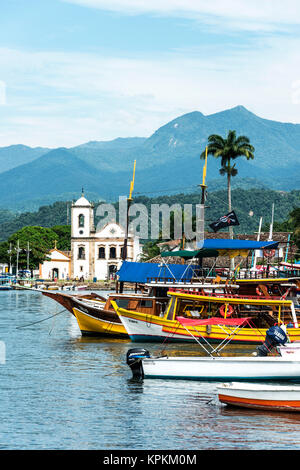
1;105;300;211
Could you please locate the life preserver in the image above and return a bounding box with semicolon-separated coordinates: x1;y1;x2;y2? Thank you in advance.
264;249;276;258
256;286;264;296
220;304;234;318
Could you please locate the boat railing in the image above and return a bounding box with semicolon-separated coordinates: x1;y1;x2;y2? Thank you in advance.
167;287;282;301
147;268;300;284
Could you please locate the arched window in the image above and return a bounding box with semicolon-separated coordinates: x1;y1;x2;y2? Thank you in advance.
109;246;116;259
98;247;105;259
78;246;85;260
78;214;85;228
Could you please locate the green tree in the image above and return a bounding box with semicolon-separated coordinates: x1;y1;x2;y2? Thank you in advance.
201;130;255;238
140;241;160;261
7;226;58;269
52;225;71;251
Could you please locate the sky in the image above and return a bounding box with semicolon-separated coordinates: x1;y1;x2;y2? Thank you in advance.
1;0;300;147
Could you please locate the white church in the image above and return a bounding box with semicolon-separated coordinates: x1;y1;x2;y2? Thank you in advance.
39;193;141;281
70;193;141;281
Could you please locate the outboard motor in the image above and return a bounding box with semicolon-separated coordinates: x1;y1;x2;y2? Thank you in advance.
257;325;288;356
126;348;151;379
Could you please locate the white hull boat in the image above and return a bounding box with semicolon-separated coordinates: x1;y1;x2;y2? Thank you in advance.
127;350;300;381
218;382;300;412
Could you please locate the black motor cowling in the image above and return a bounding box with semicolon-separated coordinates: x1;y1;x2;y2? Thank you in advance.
126;348;151;379
257;325;288;356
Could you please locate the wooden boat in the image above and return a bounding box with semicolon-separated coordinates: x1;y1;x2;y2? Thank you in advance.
43;289;170;337
217;382;300;412
72;293;171;337
0;284;13;291
113;288;300;344
44;282;234;337
72;304;128;337
0;277;13;290
42;290;107;315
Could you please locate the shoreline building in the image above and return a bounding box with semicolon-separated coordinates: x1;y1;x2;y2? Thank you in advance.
71;193;141;280
39;246;71;280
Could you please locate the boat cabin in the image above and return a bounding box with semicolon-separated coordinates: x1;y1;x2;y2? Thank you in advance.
162;289;299;330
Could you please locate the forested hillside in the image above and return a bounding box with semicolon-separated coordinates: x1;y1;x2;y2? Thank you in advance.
0;188;299;242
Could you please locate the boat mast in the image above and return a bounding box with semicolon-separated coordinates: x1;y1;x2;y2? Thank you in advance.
268;203;275;241
253;216;262;270
119;160;136;294
198;146;208;242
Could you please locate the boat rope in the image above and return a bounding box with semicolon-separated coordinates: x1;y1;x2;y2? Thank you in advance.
16;308;67;329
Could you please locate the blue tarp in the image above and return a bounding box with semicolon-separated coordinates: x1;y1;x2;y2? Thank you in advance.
117;261;198;283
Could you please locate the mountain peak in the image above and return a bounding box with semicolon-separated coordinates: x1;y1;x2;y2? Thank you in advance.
227;105;258;117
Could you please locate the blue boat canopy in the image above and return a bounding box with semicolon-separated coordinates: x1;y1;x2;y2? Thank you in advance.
161;239;279;259
117;261;198;283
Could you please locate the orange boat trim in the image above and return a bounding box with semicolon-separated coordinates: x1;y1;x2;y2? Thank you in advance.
219;393;300;411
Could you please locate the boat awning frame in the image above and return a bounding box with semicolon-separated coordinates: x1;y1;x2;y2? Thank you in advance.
176;316;253;327
161;239;280;259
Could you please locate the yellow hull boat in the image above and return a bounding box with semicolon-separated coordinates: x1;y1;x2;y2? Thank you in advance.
73;306;128;338
112;289;300;344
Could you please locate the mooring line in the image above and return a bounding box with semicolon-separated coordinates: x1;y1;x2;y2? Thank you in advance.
16;309;67;329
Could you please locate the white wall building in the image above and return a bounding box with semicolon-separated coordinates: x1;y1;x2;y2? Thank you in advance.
71;193;141;280
39;248;71;280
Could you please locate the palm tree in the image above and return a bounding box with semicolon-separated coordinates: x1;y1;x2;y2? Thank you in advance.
201;130;255;238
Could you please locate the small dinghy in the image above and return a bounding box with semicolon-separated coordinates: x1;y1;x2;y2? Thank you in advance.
126;325;300;382
217;382;300;412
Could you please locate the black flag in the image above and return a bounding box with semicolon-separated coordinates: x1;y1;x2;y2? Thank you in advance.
209;210;240;233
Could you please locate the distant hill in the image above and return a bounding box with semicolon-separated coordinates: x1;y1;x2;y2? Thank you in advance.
1;106;300;210
0;144;49;173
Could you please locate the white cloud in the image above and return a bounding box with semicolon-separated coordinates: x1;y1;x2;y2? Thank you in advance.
62;0;300;31
0;81;6;105
1;31;300;148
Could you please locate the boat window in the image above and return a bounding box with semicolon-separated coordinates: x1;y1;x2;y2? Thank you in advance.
139;300;153;308
115;298;130;309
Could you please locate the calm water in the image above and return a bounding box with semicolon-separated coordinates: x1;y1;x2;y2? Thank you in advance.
1;289;300;451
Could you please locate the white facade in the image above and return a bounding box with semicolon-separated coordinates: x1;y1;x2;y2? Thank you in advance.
39;249;71;280
71;194;141;280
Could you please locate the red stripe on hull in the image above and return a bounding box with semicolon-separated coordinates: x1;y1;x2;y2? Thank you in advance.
219;394;300;412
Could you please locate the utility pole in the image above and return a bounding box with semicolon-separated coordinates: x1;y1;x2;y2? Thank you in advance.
15;240;21;280
7;243;12;274
26;241;31;272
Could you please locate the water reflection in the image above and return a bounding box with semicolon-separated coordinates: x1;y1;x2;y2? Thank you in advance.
1;290;300;450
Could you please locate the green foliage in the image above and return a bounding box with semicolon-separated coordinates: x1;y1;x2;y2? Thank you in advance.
51;225;71;251
265;207;300;256
201;130;255;173
0;201;71;242
6;226;57;269
140;241;160;261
